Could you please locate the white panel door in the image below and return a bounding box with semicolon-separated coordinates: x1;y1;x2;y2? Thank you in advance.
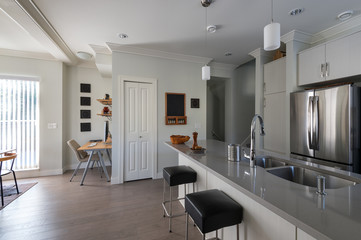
124;82;153;181
138;84;153;179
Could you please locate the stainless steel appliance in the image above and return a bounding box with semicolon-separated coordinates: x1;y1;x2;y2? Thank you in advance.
290;84;360;173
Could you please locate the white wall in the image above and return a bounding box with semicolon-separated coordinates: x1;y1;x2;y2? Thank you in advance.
207;77;226;141
111;52;207;183
232;60;255;144
63;65;112;170
0;55;63;177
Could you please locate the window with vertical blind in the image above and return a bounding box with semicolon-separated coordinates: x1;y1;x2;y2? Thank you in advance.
0;76;39;170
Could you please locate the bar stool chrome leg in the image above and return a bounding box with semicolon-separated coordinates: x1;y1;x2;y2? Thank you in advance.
163;179;166;217
169;184;172;232
185;212;189;240
162;166;197;234
237;224;239;240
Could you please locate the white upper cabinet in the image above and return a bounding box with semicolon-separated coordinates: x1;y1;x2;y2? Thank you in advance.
298;31;361;86
298;44;326;86
264;57;286;94
326;31;361;80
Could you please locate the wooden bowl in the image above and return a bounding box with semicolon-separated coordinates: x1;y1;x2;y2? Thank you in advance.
170;135;190;144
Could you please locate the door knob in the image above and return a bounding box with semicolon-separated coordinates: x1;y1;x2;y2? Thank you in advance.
139;136;142;138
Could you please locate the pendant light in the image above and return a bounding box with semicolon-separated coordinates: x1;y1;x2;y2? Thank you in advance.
264;0;280;51
201;0;211;80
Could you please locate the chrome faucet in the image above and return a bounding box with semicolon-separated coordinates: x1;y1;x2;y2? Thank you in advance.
244;114;265;168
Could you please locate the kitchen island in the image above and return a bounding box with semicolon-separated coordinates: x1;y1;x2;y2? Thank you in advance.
165;139;361;240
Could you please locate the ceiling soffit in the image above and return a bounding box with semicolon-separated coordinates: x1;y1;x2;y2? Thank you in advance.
0;0;77;64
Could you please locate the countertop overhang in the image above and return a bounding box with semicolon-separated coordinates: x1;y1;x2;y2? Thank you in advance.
165;139;361;240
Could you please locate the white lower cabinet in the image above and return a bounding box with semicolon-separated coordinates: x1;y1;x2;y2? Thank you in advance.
297;228;317;240
178;155;302;240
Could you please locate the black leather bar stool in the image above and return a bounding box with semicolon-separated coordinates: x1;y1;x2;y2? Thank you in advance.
185;189;243;240
162;165;197;232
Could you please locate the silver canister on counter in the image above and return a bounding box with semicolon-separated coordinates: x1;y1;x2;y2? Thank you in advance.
228;144;241;161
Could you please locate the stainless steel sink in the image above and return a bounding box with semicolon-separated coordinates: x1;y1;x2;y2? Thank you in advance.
267;166;356;189
253;156;287;168
242;156;287;168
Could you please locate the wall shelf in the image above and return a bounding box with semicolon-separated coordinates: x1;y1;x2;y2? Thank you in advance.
97;99;112;105
97;113;112;117
97;98;112;120
166;116;187;125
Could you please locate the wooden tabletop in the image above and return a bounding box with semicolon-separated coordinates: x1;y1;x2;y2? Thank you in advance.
0;149;16;155
0;152;17;162
78;141;112;151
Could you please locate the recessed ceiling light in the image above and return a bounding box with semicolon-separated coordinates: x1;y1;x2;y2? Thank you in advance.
224;52;232;56
207;25;217;33
118;33;128;39
337;10;353;21
289;8;304;16
76;51;93;60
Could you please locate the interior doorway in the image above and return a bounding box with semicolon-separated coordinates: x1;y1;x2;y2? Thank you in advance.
119;76;157;183
206;77;227;141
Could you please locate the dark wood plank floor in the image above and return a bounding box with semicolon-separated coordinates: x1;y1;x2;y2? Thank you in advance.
0;168;201;240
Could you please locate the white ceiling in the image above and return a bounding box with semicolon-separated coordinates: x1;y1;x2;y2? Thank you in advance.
0;8;46;53
1;0;361;66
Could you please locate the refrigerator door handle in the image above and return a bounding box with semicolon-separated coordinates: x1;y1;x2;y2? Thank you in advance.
308;96;314;149
313;96;319;150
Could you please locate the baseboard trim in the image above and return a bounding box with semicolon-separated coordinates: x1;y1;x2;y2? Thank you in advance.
2;168;63;180
64;162;112;172
155;172;162;179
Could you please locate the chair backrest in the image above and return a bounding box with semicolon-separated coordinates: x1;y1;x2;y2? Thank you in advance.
67;139;88;161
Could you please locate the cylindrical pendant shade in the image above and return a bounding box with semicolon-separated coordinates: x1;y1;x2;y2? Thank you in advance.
202;65;210;80
264;22;280;51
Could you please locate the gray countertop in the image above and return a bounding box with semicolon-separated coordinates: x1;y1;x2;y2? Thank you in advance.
165;139;361;240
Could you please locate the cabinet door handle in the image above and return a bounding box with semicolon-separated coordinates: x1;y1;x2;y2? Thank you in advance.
320;64;325;78
264;82;266;92
325;62;329;77
264;97;266;108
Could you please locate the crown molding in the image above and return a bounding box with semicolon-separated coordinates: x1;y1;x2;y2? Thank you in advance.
209;62;237;71
106;42;212;65
89;44;112;55
281;30;313;44
310;14;361;45
280;15;361;46
0;48;57;61
0;0;77;64
248;48;273;59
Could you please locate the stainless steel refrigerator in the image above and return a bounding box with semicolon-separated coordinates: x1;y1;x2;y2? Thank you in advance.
290;84;360;173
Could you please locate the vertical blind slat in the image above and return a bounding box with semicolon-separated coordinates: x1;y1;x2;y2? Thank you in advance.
0;78;39;170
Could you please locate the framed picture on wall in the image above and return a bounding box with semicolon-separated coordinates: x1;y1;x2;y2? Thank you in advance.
191;98;200;108
80;97;91;106
80;123;91;132
80;110;91;119
80;83;91;93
